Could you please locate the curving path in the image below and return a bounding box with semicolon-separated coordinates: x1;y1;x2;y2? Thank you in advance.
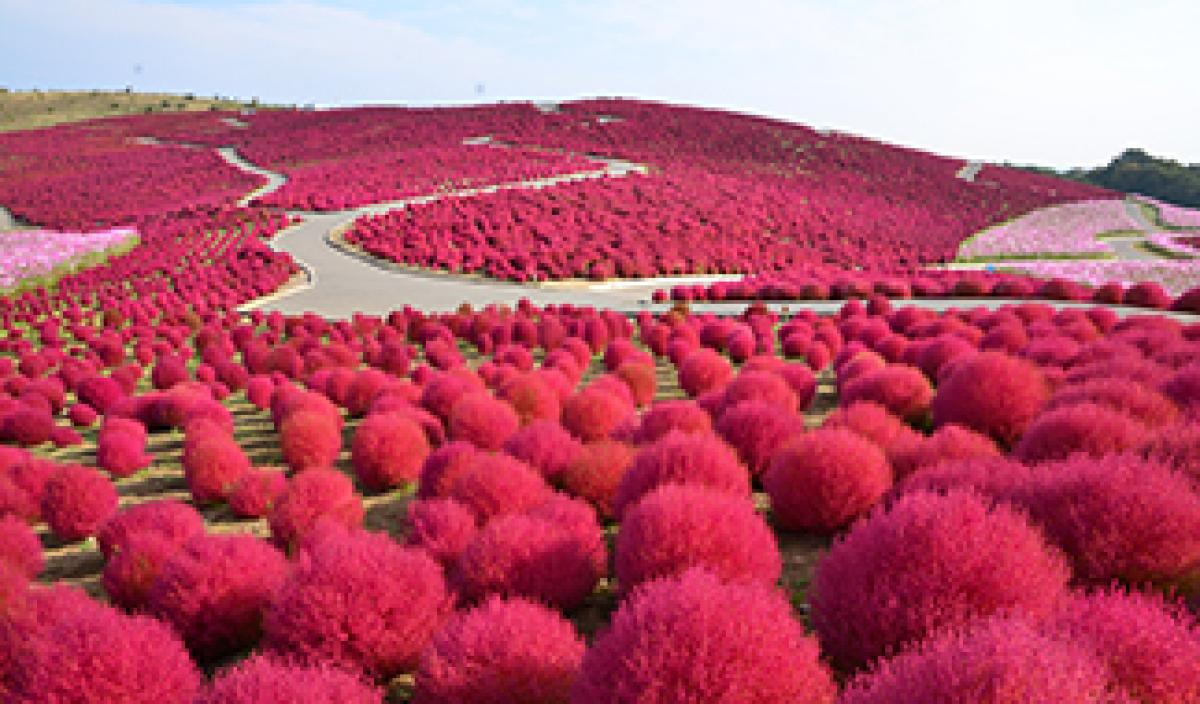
956;160;984;183
0;205;26;231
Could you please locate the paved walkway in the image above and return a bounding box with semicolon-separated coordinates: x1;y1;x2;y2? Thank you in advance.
0;206;25;231
956;160;984;182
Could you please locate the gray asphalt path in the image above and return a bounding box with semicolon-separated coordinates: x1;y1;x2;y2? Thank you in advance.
0;206;24;231
956;160;984;182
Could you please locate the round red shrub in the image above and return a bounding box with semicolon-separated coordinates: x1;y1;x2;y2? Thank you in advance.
4;599;201;704
0;515;41;578
413;596;584;704
615;484;779;594
40;464;118;542
279;409;343;473
502;419;583;481
455;508;605;610
148;534;289;660
838;615;1114;704
1014;402;1149;464
615;361;656;407
96;417;152;477
561;387;632;442
1136;423;1200;485
182;431;251;505
351;412;430;491
268;468;364;552
1162;364;1200;414
263;528;452;679
613;431;749;520
228;467;288;518
1047;588;1200;703
677;348;733;397
891;456;1033;505
1016;455;1200;593
821;401;919;453
888;423;1000;479
841;365;933;424
200;655;383;704
421;369;485;420
416;441;477;499
635;399;712;443
764;427;892;532
716;400;804;476
497;373;561;425
404;498;477;567
96;499;204;559
102;532;180;611
2;405;54;447
447;452;552;524
559;440;634;519
448;391;520;451
572;567;835;703
68;403;98;428
1046;378;1179;429
930;351;1049;446
719;370;797;415
810;490;1071;670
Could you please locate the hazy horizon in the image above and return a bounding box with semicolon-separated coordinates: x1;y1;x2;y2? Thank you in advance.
2;0;1195;169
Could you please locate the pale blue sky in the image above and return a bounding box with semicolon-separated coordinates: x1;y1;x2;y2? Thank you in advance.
2;0;1196;168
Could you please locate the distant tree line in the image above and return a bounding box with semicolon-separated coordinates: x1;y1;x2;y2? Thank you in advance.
1010;149;1200;208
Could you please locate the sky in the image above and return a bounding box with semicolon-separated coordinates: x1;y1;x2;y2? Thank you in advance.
1;0;1196;168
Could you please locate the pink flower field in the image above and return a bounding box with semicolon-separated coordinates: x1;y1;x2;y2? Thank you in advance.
0;227;136;290
957;198;1137;260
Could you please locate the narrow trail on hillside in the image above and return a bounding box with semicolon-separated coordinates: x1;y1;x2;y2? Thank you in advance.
955;160;984;182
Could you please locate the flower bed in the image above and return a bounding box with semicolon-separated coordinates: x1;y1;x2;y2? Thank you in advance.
957;199;1134;260
0;228;138;291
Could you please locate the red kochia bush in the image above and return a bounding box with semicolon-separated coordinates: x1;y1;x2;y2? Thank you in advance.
716;401;804;477
764;427;892;532
1047;588;1200;703
561;387;633;442
413;596;584;704
96;418;152;477
1016;455;1200;593
351;412;430;491
279;409;343;473
405;498;478;567
263;529;453;680
0;515;41;578
448;392;520;450
891;456;1033;506
1014;403;1149;464
559;440;634;519
40;464;118;542
228;467;288;518
821;401;919;453
838;615;1114;704
148;534;289;660
1137;423;1200;485
446;453;553;524
102;532;180;611
677;348;733;397
930;351;1049;446
182;430;251;505
810;490;1070;670
572;568;836;704
455;505;605;610
887;423;1000;480
502;420;583;481
497;373;561;425
615;484;780;595
200;655;383;704
4;598;201;704
719;370;798;414
96;499;205;559
634;399;712;443
416;441;477;499
1046;378;1179;429
840;365;933;424
268;468;364;551
613;431;749;519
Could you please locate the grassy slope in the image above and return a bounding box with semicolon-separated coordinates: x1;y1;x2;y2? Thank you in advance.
0;88;290;133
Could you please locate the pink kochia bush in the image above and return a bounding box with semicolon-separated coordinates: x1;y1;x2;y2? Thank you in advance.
809;490;1071;670
1014;402;1149;464
677;348;733;397
559;440;634;519
263;528;453;680
40;463;118;542
838;615;1116;704
612;431;749;519
561;387;633;442
930;351;1049;446
446;452;553;524
887;423;1000;480
96;499;205;559
0;515;42;578
455;496;606;610
268;468;364;552
405;498;478;567
199;655;383;704
840;365;933;424
148;534;289;660
502;420;583;481
228;467;288;518
615;484;780;595
715;400;804;476
572;568;836;704
3;596;201;704
279;407;343;473
413;596;584;704
1016;455;1200;594
448;392;520;450
763;427;892;532
416;440;477;499
182;428;251;505
102;532;181;611
95;417;153;477
351;412;430;491
634;399;712;443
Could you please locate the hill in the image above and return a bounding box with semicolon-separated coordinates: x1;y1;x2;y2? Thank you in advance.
0;88;287;133
1014;148;1200;209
